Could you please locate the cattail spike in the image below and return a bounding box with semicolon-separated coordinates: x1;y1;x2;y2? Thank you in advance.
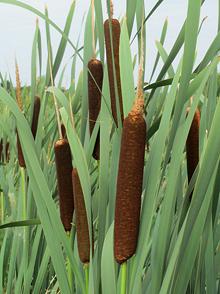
54;139;74;231
15;62;25;168
72;168;92;264
17;132;25;167
88;59;103;160
186;107;200;200
104;18;124;126
114;107;146;264
31;96;41;139
15;60;23;111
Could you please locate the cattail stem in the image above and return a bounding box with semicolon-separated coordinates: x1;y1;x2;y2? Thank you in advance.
110;0;113;19
0;139;3;162
1;191;4;224
84;264;89;294
66;232;73;292
120;262;127;294
48;51;62;139
21;167;28;284
91;0;96;59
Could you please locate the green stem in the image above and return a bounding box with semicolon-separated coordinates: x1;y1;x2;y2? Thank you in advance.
121;262;127;294
66;231;73;292
0;191;4;223
84;263;89;293
21;167;28;283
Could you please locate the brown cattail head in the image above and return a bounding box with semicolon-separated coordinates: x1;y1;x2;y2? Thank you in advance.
114;100;146;264
104;18;124;126
72;168;92;264
54;139;74;231
186;108;200;191
17;131;25;168
15;61;23;111
88;58;103;160
31;96;41;139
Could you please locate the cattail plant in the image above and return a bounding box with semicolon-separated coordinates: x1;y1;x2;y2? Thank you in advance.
88;0;103;160
104;1;123;126
186;107;200;200
72;168;91;263
31;96;41;139
114;38;146;264
54;139;74;231
49;49;74;231
15;61;26;168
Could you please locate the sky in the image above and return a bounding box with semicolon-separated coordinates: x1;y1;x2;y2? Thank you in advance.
0;0;218;85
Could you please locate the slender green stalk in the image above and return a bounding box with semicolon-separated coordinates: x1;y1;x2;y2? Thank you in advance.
84;263;89;293
121;262;127;294
0;191;4;223
66;232;73;292
21;167;28;284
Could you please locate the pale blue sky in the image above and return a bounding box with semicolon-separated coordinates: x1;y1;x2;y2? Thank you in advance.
0;1;218;85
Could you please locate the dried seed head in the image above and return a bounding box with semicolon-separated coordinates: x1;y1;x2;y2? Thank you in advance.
114;111;146;264
54;139;74;231
15;61;23;111
31;96;41;139
17;131;25;168
72;168;92;264
186;108;200;191
88;58;103;160
104;18;124;126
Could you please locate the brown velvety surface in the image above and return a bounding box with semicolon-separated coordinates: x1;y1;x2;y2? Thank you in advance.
104;19;124;127
88;58;103;160
114;113;146;264
72;168;91;264
54;139;74;232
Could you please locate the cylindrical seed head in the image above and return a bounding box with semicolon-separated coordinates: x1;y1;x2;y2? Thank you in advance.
104;18;124;126
72;168;91;264
114;110;146;264
88;58;103;160
54;139;74;232
17;131;25;168
31;96;41;139
186;108;200;199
